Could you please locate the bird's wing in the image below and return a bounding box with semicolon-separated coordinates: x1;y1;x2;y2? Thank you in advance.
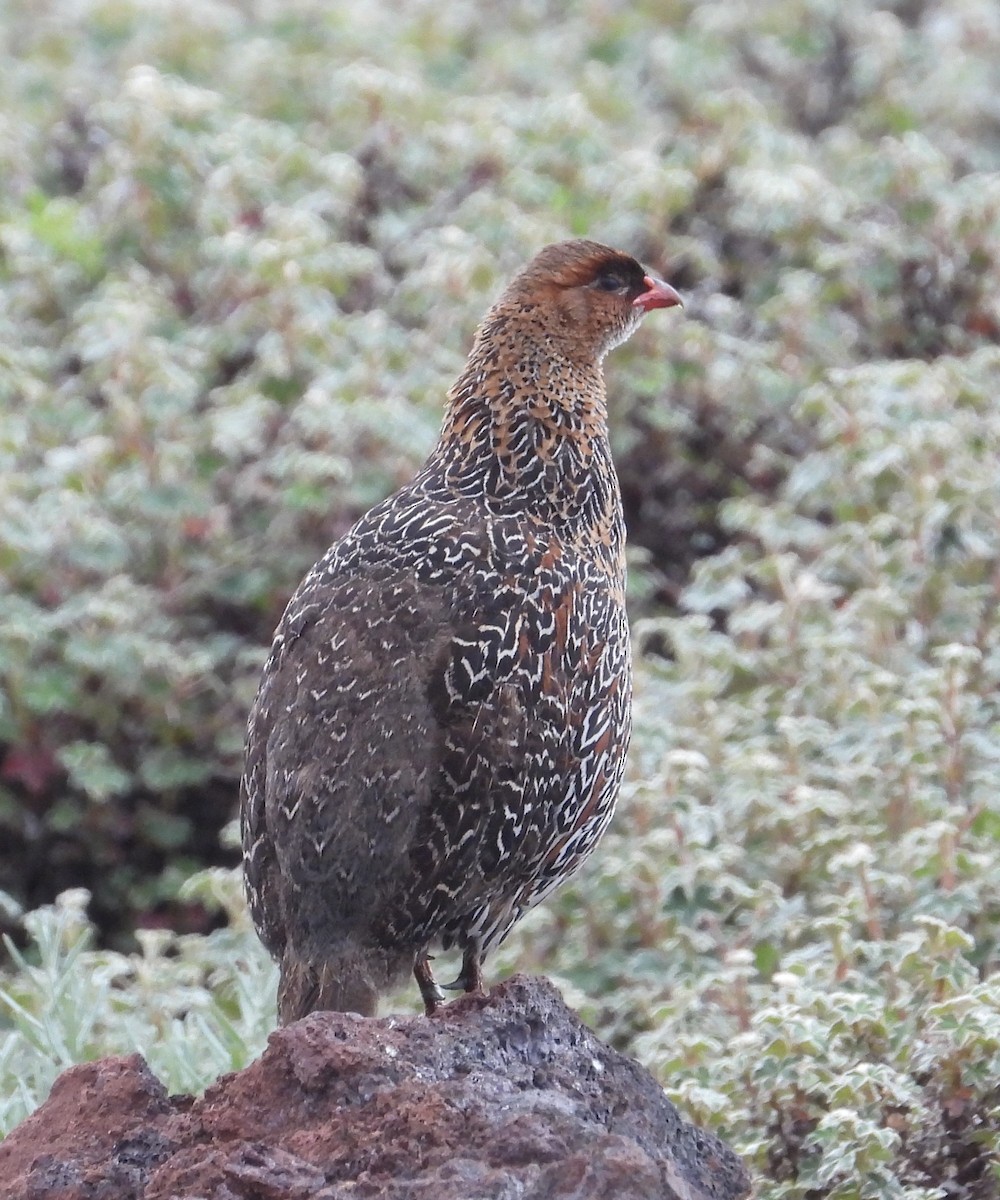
240;556;454;961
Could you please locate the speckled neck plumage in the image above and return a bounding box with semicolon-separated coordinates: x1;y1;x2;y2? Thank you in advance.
430;303;623;571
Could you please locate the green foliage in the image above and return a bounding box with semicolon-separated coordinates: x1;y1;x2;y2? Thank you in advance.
1;0;999;1196
500;347;1000;1197
2;0;999;933
0;878;276;1138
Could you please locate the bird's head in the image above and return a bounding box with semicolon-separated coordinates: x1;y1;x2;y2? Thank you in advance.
494;239;682;362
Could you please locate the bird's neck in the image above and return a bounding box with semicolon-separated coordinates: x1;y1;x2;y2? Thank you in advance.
425;321;625;560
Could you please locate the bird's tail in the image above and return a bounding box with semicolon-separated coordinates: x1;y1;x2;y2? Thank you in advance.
277;943;410;1024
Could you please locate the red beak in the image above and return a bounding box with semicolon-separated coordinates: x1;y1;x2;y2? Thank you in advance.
633;274;683;313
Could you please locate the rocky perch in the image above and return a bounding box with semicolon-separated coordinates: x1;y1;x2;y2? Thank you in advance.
0;975;751;1199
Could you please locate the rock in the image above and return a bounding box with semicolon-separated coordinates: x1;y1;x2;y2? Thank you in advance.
0;975;751;1200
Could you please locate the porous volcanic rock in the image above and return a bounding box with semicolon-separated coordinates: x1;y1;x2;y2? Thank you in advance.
0;974;751;1199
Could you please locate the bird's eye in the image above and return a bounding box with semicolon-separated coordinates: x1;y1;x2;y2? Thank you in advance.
594;271;626;293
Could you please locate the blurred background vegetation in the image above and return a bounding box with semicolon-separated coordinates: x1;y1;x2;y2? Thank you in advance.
1;0;999;1195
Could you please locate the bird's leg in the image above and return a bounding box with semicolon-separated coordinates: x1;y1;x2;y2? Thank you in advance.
414;951;446;1016
441;942;485;995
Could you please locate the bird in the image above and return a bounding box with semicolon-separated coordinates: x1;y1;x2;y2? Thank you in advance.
240;239;682;1023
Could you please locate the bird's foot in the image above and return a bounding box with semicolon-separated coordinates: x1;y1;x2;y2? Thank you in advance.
439;946;485;996
414;952;446;1016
